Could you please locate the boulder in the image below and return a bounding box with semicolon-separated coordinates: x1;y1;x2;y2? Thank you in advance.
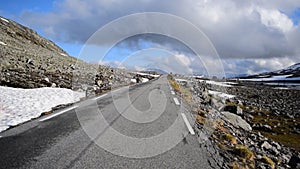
222;111;252;131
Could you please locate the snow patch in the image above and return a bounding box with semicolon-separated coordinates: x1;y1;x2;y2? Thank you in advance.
273;87;289;90
0;86;84;132
208;90;235;99
0;17;9;23
130;79;137;83
175;78;188;82
199;80;233;87
0;41;7;46
60;53;67;56
136;72;160;78
141;78;149;83
240;75;300;81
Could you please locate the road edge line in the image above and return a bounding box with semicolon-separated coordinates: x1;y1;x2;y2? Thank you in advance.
39;105;78;122
181;113;195;135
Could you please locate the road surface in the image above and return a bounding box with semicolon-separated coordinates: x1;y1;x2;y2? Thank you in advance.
0;75;222;169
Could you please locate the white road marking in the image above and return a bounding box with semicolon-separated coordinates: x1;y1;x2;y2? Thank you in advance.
173;97;180;105
113;87;126;93
171;91;175;95
92;93;107;100
181;113;195;135
39;105;78;122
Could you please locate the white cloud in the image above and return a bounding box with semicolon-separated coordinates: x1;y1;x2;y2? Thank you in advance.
15;0;300;75
174;54;191;67
257;7;294;32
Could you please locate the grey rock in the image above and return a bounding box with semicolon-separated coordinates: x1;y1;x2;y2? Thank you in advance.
261;141;272;150
221;111;252;131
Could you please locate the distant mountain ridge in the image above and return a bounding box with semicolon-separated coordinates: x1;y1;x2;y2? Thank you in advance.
239;63;300;82
146;68;168;74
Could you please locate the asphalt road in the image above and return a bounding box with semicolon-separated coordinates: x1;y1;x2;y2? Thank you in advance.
0;75;219;169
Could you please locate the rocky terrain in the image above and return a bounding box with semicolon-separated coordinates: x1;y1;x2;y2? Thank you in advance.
170;75;300;169
0;16;158;95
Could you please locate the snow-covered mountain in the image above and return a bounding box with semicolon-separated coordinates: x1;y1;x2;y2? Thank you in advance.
272;63;300;76
239;63;300;82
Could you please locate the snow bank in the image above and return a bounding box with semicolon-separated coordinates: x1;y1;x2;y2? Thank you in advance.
0;86;84;132
208;90;235;99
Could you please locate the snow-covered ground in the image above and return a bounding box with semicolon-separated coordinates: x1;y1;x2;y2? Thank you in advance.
199;80;233;87
208;90;235;99
0;86;84;132
240;75;300;82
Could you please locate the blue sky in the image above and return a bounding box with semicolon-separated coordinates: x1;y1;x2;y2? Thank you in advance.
290;8;300;25
1;0;300;75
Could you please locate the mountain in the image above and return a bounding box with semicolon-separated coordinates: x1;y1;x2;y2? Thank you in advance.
272;63;300;77
239;63;300;82
146;68;168;74
0;16;92;89
0;16;139;91
225;73;249;79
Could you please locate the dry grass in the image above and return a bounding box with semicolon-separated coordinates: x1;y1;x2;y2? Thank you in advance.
196;115;206;125
169;79;181;93
233;145;254;161
261;155;275;169
222;133;237;145
230;162;248;169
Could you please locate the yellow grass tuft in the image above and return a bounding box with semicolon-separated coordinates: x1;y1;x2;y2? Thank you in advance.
234;144;254;161
261;155;275;169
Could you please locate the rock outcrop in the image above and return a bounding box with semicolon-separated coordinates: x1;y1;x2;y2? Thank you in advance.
0;16;158;92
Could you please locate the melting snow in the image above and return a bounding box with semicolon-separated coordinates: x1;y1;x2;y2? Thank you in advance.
0;86;84;132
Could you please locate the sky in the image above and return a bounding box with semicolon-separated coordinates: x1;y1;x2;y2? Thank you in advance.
1;0;300;76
